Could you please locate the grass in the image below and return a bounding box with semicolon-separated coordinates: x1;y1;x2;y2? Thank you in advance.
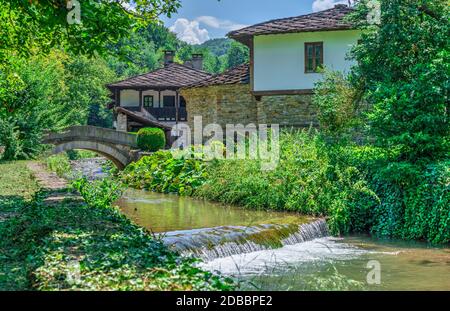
0;161;39;199
0;161;233;291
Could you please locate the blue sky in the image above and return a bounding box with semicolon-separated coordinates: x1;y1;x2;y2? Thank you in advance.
162;0;352;44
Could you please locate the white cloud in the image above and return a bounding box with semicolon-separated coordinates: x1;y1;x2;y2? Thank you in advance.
312;0;350;12
195;16;249;31
169;18;210;45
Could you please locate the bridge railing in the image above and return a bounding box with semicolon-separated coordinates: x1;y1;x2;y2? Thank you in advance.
43;126;138;149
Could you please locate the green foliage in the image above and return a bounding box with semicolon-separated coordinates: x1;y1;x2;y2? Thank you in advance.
137;128;166;151
313;70;364;137
367;161;450;244
107;31;163;78
46;154;71;178
0;51;116;160
350;0;449;165
195;131;377;235
121;151;207;196
0;0;181;60
196;38;233;57
66;150;98;160
71;177;123;210
226;41;250;69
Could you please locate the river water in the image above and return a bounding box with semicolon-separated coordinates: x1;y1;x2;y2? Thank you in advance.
117;189;450;291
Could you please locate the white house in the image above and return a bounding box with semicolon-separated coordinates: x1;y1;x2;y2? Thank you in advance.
228;3;360;95
181;4;361;129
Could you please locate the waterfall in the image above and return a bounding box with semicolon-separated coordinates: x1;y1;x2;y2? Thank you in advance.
161;219;329;261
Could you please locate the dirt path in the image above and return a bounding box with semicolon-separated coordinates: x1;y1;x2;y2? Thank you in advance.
27;162;82;205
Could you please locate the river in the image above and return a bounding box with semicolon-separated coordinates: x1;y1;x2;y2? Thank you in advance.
117;189;450;291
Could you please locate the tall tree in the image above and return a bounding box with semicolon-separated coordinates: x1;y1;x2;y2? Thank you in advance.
351;0;449;165
226;41;250;69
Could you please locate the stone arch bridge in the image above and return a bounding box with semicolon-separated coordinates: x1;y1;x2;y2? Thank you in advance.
43;126;140;169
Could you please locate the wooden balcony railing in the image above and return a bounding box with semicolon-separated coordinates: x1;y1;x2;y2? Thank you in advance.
146;107;187;122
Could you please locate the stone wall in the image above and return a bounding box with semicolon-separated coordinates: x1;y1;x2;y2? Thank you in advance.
257;94;318;128
116;112;128;132
181;84;257;129
181;84;318;130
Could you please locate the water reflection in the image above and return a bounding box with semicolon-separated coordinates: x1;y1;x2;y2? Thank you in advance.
117;189;311;232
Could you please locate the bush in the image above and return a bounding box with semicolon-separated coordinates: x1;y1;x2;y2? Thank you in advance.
313;70;363;137
121;150;206;196
46;153;71;177
136;127;166;152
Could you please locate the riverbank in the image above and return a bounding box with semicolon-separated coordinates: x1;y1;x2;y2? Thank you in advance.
0;161;232;291
120;130;450;244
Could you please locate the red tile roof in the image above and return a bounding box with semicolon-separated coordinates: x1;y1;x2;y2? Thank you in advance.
107;63;213;89
184;63;250;88
228;4;355;45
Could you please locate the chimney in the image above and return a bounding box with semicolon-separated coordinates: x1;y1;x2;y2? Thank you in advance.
334;4;348;9
164;50;175;66
191;53;203;71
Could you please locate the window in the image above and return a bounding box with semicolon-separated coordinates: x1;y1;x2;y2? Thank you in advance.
304;42;323;73
163;95;175;107
143;95;153;107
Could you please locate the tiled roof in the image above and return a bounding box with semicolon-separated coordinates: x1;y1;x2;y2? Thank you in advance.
228;5;354;44
184;63;250;88
114;107;172;130
107;63;213;89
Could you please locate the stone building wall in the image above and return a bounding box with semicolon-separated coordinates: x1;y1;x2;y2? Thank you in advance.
181;84;257;130
116;113;128;132
257;94;318;128
181;84;318;130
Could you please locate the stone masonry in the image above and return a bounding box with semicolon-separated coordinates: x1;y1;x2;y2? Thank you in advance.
181;84;318;129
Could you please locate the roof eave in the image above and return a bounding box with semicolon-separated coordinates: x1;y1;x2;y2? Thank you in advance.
228;25;356;47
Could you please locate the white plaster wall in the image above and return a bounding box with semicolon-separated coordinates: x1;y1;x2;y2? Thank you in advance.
159;90;178;107
253;30;361;91
120;90;139;107
142;90;160;107
121;90;179;108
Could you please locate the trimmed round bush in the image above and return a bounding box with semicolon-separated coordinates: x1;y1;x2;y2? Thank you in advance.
136;127;166;151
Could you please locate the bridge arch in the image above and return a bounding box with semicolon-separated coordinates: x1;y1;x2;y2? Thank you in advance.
43;126;140;170
52;141;129;169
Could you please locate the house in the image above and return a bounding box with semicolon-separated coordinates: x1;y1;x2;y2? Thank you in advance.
107;51;212;132
181;4;360;129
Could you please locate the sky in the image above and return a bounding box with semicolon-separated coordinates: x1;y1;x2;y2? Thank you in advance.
162;0;352;44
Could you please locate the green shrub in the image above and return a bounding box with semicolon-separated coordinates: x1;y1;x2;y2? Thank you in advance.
136;127;166;152
121;150;206;196
195;131;378;235
46;153;71;177
313;70;364;138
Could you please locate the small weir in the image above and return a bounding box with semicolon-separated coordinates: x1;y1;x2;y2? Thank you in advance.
117;189;450;290
162;219;329;261
116;189;329;261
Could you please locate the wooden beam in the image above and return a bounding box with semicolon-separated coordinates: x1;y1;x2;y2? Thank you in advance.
139;90;143;110
175;91;179;124
158;91;161;108
249;38;255;93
